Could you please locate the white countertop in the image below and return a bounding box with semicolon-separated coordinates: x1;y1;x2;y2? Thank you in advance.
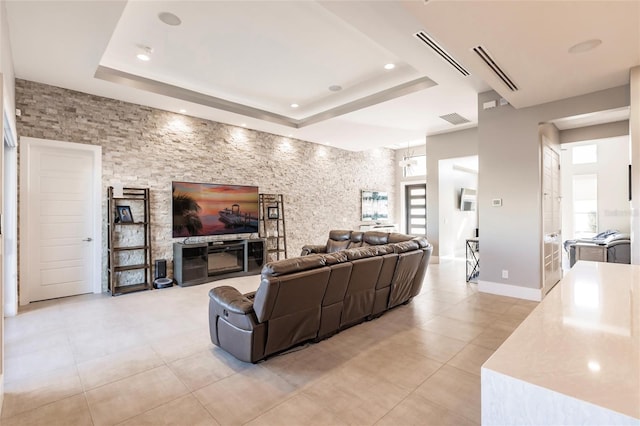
483;261;640;420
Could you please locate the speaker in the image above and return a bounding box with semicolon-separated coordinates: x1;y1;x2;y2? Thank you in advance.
154;259;167;279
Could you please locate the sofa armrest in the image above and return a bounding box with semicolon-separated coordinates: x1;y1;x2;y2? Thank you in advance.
301;244;327;256
208;286;266;362
604;239;630;248
209;286;254;315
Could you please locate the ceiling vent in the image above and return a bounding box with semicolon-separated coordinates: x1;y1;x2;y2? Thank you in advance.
439;113;471;125
472;45;518;92
414;31;470;76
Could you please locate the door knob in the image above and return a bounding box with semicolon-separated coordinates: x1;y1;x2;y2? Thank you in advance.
83;237;93;242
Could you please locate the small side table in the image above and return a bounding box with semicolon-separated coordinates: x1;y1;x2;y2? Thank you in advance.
466;238;480;282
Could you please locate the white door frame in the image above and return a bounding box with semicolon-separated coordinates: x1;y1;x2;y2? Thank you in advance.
19;137;102;305
541;137;562;296
3;112;17;316
400;179;427;235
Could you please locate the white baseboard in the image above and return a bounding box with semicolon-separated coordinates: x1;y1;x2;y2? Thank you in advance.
430;256;440;264
478;280;542;302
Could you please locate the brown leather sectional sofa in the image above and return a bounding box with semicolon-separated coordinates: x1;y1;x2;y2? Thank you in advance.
208;230;432;363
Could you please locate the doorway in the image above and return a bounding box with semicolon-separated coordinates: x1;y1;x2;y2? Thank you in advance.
405;183;426;235
19;137;102;304
438;156;478;259
542;140;562;294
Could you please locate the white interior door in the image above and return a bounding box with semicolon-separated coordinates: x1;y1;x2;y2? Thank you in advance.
20;138;101;303
543;143;562;295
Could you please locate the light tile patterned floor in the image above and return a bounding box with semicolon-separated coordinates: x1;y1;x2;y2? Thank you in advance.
1;260;537;425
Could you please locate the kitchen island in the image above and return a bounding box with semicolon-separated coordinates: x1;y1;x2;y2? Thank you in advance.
482;261;639;425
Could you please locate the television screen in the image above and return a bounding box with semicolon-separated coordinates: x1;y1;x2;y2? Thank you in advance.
172;181;259;237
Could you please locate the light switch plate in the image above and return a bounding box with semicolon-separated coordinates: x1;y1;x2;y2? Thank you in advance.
492;198;502;207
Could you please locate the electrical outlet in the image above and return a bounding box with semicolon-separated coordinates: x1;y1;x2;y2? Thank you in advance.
502;270;509;279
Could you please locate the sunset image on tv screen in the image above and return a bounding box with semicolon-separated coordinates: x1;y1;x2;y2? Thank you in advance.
172;182;259;237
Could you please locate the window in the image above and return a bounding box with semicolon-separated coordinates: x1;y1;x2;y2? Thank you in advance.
573;174;597;238
572;144;597;165
403;155;427;177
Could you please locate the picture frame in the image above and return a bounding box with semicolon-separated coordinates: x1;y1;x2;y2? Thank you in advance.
361;190;389;222
117;205;134;223
267;206;279;220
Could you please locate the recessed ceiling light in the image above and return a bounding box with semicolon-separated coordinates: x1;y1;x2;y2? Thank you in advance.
241;123;247;127
384;63;396;70
158;12;181;26
290;103;299;108
568;39;602;54
179;109;186;114
136;45;153;61
328;85;342;92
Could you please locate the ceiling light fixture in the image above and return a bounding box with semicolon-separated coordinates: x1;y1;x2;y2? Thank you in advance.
290;103;299;108
136;45;153;61
398;141;418;168
241;123;247;127
179;109;186;114
399;157;418;168
158;12;182;26
568;39;602;54
384;63;396;70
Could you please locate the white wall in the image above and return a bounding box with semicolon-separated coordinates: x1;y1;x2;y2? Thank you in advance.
478;85;630;300
561;137;631;241
438;157;478;258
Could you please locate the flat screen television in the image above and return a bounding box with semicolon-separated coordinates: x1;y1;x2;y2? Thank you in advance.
172;181;259;237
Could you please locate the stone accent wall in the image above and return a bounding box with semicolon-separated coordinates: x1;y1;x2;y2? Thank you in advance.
15;79;396;290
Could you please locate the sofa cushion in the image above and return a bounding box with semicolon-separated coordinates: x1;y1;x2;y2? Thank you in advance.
343;246;382;260
321;251;349;265
393;240;420;253
363;231;389;246
328;230;352;241
388;233;413;243
411;236;429;248
261;254;326;277
375;245;395;255
347;233;363;249
327;238;350;253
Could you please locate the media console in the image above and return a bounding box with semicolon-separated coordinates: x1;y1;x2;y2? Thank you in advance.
173;239;266;287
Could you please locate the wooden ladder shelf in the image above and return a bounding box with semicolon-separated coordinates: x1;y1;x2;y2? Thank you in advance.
107;187;152;295
258;193;287;261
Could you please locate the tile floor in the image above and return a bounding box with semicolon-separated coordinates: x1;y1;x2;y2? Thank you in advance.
1;260;538;426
